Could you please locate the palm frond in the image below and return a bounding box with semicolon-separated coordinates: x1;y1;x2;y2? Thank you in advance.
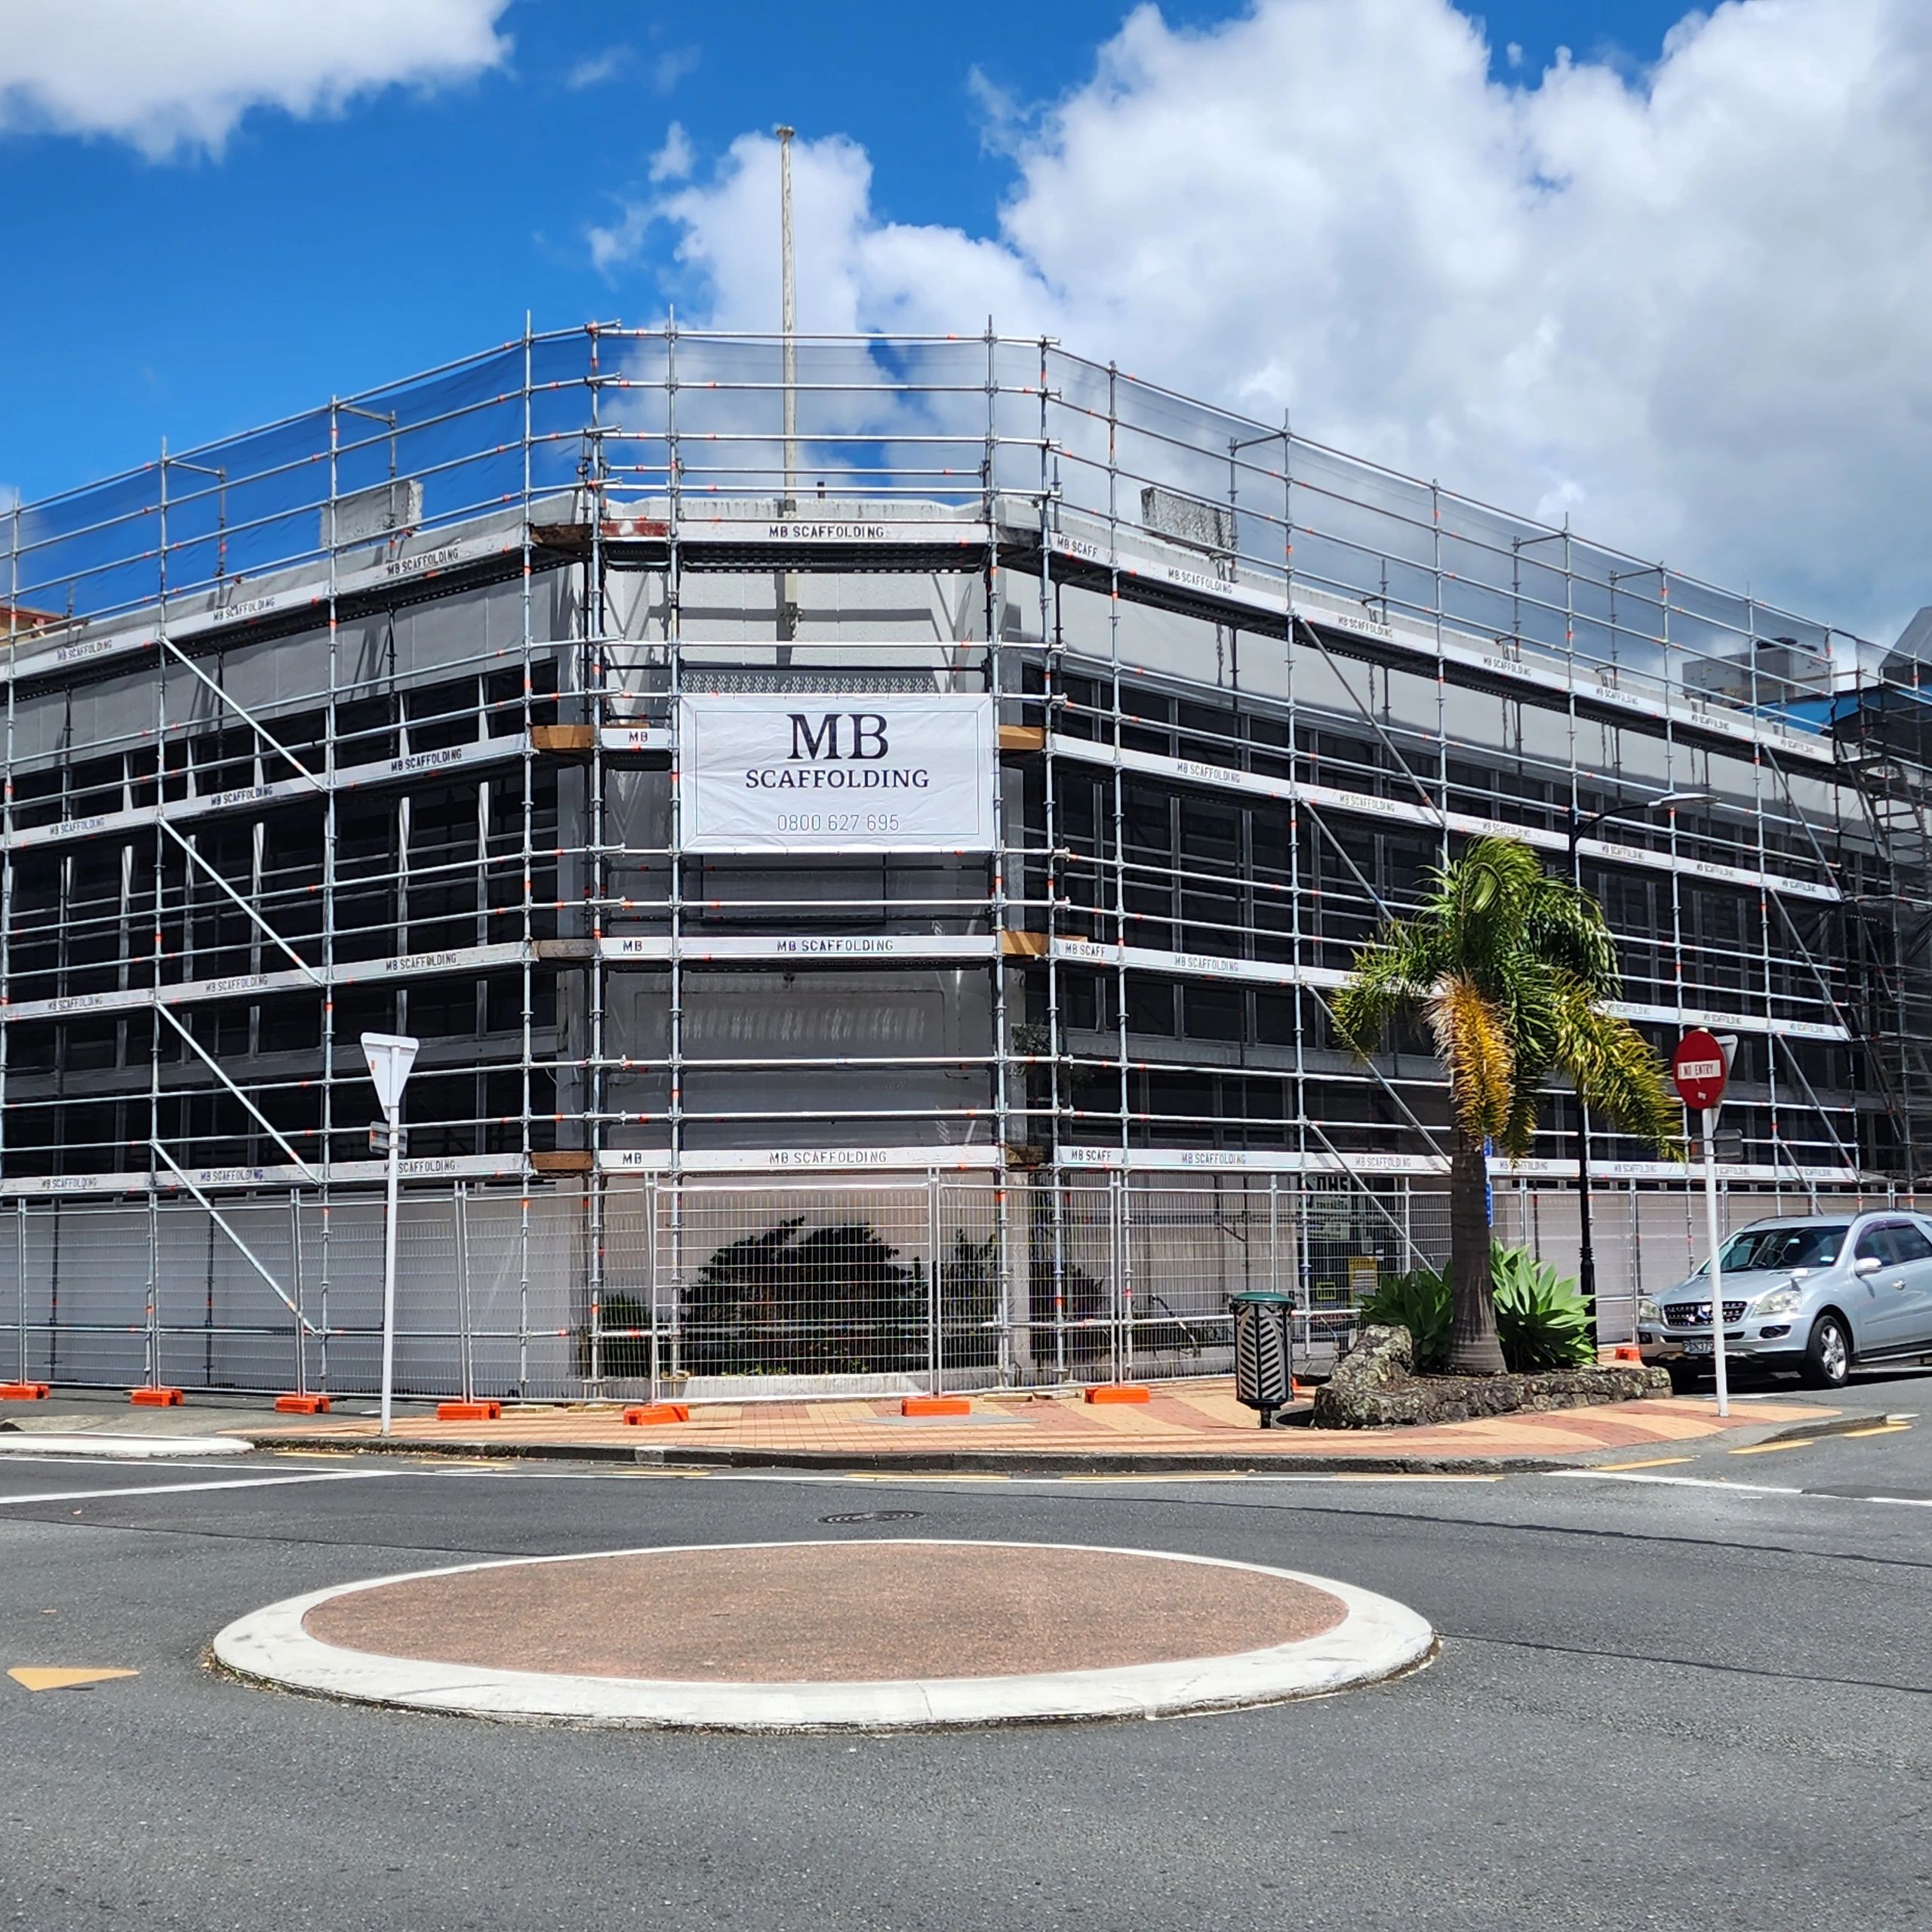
1430;974;1513;1142
1498;1087;1542;1162
1552;980;1684;1155
1524;880;1621;998
1430;838;1549;983
1331;924;1437;1054
1345;834;1676;1170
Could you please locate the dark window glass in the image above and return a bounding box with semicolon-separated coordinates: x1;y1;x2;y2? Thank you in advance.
1887;1225;1932;1263
1183;984;1244;1041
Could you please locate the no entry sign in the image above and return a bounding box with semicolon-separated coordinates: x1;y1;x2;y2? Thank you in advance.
1671;1029;1729;1112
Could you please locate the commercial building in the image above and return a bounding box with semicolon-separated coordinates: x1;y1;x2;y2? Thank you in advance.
3;327;1925;1397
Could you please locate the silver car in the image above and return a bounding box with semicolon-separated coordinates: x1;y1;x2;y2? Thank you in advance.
1637;1212;1932;1391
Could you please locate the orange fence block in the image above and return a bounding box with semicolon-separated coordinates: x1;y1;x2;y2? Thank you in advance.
273;1392;332;1414
129;1386;184;1407
435;1400;502;1422
1085;1385;1152;1404
0;1382;50;1401
622;1402;691;1426
901;1395;971;1417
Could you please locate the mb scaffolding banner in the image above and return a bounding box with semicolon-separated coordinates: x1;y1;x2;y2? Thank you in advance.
678;693;997;853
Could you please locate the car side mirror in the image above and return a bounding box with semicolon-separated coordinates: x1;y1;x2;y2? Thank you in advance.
1854;1255;1882;1275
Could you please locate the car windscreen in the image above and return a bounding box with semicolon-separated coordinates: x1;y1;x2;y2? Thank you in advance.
1707;1225;1847;1274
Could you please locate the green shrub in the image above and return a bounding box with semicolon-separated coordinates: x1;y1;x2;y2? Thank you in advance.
1358;1264;1454;1370
1490;1245;1594;1370
1360;1242;1592;1374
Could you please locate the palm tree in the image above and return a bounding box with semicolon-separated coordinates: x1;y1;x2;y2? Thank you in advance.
1332;835;1680;1375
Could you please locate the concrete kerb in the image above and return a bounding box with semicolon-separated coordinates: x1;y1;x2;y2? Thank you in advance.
211;1540;1438;1731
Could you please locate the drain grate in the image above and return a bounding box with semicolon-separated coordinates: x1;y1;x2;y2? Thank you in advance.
820;1509;925;1524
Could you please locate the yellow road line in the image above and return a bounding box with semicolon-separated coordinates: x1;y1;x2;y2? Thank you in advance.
1729;1440;1810;1456
1591;1456;1694;1471
1841;1423;1913;1438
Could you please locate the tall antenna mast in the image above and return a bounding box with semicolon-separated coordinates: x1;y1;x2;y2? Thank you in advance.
777;124;797;517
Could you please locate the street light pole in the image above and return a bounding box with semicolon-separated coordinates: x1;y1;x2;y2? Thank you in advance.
1567;788;1713;1347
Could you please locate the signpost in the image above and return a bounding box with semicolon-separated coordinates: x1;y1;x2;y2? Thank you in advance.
361;1032;420;1435
1671;1029;1735;1417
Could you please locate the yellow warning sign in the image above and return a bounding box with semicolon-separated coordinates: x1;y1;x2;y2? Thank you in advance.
7;1666;139;1693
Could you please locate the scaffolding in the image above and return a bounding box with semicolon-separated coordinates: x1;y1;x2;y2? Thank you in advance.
0;322;1919;1395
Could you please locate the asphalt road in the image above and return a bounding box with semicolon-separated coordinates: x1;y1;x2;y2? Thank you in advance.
2;1383;1930;1930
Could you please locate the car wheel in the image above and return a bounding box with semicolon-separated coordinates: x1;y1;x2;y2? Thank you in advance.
1666;1361;1703;1394
1799;1314;1851;1389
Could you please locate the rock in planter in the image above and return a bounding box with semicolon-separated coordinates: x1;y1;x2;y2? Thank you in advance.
1311;1323;1670;1429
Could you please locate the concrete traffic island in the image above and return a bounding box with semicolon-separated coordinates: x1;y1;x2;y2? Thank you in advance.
212;1540;1435;1730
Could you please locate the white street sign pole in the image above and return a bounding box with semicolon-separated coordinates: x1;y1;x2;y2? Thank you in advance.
380;1109;401;1435
1703;1103;1729;1420
361;1033;419;1437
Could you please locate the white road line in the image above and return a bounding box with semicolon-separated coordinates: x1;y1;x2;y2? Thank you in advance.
603;1469;1509;1488
1557;1469;1932;1507
1556;1470;1801;1496
0;1469;398;1508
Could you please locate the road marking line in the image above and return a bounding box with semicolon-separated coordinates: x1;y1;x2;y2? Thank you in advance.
8;1666;139;1693
1556;1470;1801;1496
0;1469;397;1508
1842;1423;1913;1438
1728;1441;1810;1455
1566;1469;1932;1509
1591;1457;1695;1471
1228;1473;1506;1484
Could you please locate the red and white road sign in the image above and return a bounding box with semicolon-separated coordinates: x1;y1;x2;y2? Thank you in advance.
1671;1029;1729;1112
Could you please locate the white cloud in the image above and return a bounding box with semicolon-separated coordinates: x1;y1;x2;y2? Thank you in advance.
0;0;512;158
650;120;694;183
566;48;629;91
651;45;700;95
632;0;1932;638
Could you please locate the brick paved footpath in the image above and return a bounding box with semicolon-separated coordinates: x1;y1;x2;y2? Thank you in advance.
247;1380;1847;1471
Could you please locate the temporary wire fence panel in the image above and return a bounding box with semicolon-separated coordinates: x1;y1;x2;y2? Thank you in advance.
20;1201;152;1389
155;1195;303;1395
5;1173;1915;1400
639;1183;946;1398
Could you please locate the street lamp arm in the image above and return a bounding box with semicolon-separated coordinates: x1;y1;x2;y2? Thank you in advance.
1569;789;1717;846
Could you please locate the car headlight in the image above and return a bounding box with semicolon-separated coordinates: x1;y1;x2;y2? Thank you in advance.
1749;1284;1802;1319
1637;1297;1662;1323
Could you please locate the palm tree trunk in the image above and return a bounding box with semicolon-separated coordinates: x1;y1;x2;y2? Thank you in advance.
1444;1128;1506;1375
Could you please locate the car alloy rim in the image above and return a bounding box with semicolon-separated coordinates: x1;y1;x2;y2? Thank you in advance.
1823;1324;1847;1378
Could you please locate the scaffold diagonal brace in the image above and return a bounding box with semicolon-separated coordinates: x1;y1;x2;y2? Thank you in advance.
152;1001;319;1183
156;820;324;985
156;634;325;793
149;1144;321;1335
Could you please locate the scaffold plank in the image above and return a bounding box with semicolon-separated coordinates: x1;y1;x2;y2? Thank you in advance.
596;933;998;965
1044;734;1842;903
3;733;535;856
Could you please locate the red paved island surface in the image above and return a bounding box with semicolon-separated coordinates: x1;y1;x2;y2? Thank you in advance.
251;1382;1841;1467
302;1542;1349;1683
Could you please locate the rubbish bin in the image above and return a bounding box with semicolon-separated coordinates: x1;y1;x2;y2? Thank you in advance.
1229;1288;1296;1427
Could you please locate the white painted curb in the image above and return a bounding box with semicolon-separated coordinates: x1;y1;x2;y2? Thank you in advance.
0;1433;253;1459
214;1540;1435;1730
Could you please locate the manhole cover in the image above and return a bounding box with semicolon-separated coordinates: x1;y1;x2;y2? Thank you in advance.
820;1509;924;1524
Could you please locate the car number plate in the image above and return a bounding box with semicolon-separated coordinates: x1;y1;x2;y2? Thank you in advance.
1682;1338;1714;1354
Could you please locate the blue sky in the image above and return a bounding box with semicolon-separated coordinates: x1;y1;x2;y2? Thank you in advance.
0;2;1695;498
2;0;1927;636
